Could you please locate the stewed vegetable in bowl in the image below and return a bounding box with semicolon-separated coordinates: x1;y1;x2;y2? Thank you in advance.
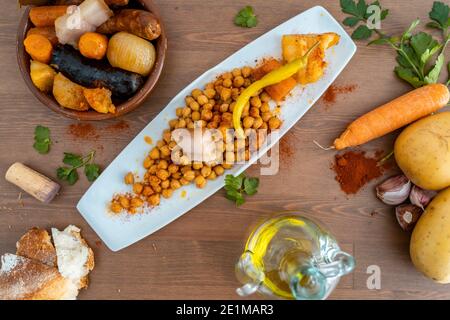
17;0;167;120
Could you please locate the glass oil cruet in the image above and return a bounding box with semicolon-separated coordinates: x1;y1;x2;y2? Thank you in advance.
235;212;355;300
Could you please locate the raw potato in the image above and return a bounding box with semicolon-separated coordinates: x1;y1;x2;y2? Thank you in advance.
30;60;56;93
394;112;450;190
107;32;156;76
83;88;116;114
53;73;89;111
410;187;450;283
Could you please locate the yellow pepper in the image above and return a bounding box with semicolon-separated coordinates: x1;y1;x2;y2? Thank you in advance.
232;41;320;138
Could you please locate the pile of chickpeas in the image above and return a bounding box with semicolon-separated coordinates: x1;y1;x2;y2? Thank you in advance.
110;65;283;215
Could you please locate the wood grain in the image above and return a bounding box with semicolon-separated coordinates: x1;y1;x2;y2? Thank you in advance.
1;0;449;300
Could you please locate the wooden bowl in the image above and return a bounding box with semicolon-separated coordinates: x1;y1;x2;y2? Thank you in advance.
17;0;167;121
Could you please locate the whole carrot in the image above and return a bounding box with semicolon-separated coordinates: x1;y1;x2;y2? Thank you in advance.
334;84;450;150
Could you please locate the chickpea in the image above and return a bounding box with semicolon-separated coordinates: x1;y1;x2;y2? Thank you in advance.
201;166;212;177
156;140;166;149
192;89;202;99
152;185;162;193
243;78;252;87
124;172;134;185
169;119;178;129
229;102;236;112
221;112;233;123
181;165;192;174
119;196;130;209
176;118;187;128
179;155;191;165
183;170;196;181
176;107;183;117
160;145;171;158
133;183;144;194
241;116;254;129
205;82;214;90
148;164;158;174
260;92;271;102
250;96;262;108
168;164;179;174
149;147;160;160
222;163;233;169
209;99;216;107
192;162;203;170
168;141;178;150
207;171;217;180
233;76;245;88
242;66;252;78
197;94;209;106
260;102;270;113
268;117;282;130
170;179;181;190
231;88;240;100
201;109;213;121
204;88;216;99
253;116;263;129
156;169;170;181
202;103;213;111
142;186;154;196
157;160;169;170
212;114;221;123
189;101;200;111
260;122;268;130
250;107;260;118
222;72;232;80
161;180;170;189
242;103;250;117
162;188;174;199
180;178;190;185
163;130;172;143
148;194;160;206
195;175;207;188
111;202;122;214
214;165;225;176
191;111;201;121
131;197;144;208
182;106;191;118
221;87;232;101
262;112;272;122
172;172;182;180
128;207;137;214
222;78;231;88
219;103;229;113
185;96;195;105
187;122;195;129
207;121;219;129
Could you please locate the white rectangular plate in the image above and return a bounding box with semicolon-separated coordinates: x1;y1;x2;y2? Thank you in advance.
77;6;356;251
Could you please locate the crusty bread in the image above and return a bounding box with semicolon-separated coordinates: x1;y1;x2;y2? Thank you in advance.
16;227;57;267
0;254;78;300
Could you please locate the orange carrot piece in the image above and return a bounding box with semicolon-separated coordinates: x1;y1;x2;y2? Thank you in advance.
24;34;53;64
334;84;450;150
253;58;297;101
27;27;58;46
29;5;68;27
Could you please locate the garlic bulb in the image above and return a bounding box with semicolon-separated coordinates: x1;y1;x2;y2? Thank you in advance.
395;204;423;232
376;175;411;205
409;185;437;209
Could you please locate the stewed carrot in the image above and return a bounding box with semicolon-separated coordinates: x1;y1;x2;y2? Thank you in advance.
334;84;450;150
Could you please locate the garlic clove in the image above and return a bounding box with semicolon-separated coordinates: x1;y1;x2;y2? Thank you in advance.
409;185;437;210
376;175;411;205
395;204;423;232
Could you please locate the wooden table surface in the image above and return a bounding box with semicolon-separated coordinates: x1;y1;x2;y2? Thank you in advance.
1;0;449;300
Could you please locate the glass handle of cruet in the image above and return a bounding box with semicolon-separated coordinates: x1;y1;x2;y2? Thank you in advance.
318;250;356;278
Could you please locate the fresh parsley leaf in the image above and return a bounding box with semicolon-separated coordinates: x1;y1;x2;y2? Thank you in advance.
57;167;72;180
394;66;424;88
243;177;259;196
67;169;79;185
343;16;361;27
225;174;244;191
425;53;445;84
234;6;258;28
226;189;245;206
63;153;83;167
33;125;51;154
429;1;450;30
340;0;360;17
410;32;439;62
352;25;372;39
84;164;100;182
356;0;368;17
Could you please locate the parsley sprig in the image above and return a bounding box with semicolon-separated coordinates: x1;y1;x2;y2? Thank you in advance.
341;1;450;88
33;125;51;154
234;6;258;28
224;173;259;206
57;151;101;185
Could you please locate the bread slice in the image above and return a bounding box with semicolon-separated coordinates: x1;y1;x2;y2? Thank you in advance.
51;225;95;290
0;253;78;300
16;227;57;267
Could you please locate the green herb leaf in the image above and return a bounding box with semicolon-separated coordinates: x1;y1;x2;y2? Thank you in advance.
340;0;360;16
57;167;72;180
394;66;424;88
243;177;259;196
380;9;389;20
410;32;439;62
402;19;420;41
424;53;445;84
67;169;79;185
356;0;368;17
33;125;51;154
429;1;450;30
63;153;83;167
343;16;360;27
352;25;372;39
225;189;245;206
84;164;100;182
234;6;258;28
224;174;244;191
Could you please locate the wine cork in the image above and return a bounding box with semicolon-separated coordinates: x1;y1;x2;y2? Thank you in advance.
5;162;60;203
